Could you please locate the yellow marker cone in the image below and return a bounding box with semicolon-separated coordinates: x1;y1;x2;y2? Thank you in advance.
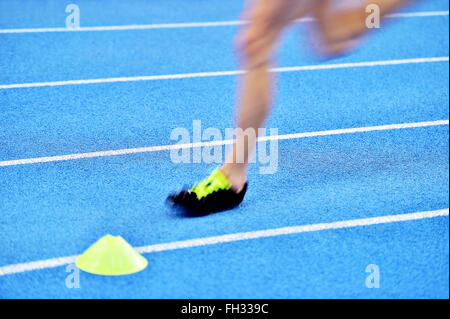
76;235;148;276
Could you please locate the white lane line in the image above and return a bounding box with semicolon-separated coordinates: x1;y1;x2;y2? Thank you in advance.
0;11;447;34
0;208;447;276
386;11;449;18
0;120;448;167
0;20;248;34
0;56;448;90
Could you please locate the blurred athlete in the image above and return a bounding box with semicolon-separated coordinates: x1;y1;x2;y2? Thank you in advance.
168;0;415;215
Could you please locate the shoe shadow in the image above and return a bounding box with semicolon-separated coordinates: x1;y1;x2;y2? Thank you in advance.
166;200;245;219
165;198;206;219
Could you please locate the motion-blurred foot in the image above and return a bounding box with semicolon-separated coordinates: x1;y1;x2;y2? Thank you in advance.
167;169;248;215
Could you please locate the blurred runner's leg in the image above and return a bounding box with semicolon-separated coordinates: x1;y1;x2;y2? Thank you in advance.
222;0;316;192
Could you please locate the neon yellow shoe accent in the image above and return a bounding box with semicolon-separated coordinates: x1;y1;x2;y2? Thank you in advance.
191;169;231;200
75;235;148;276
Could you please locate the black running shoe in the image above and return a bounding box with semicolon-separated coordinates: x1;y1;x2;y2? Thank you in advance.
167;169;247;215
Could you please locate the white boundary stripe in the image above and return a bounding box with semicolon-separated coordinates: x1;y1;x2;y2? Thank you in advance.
0;56;448;90
386;11;449;18
0;208;447;276
0;21;248;34
0;11;447;34
257;120;450;142
0;120;448;167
